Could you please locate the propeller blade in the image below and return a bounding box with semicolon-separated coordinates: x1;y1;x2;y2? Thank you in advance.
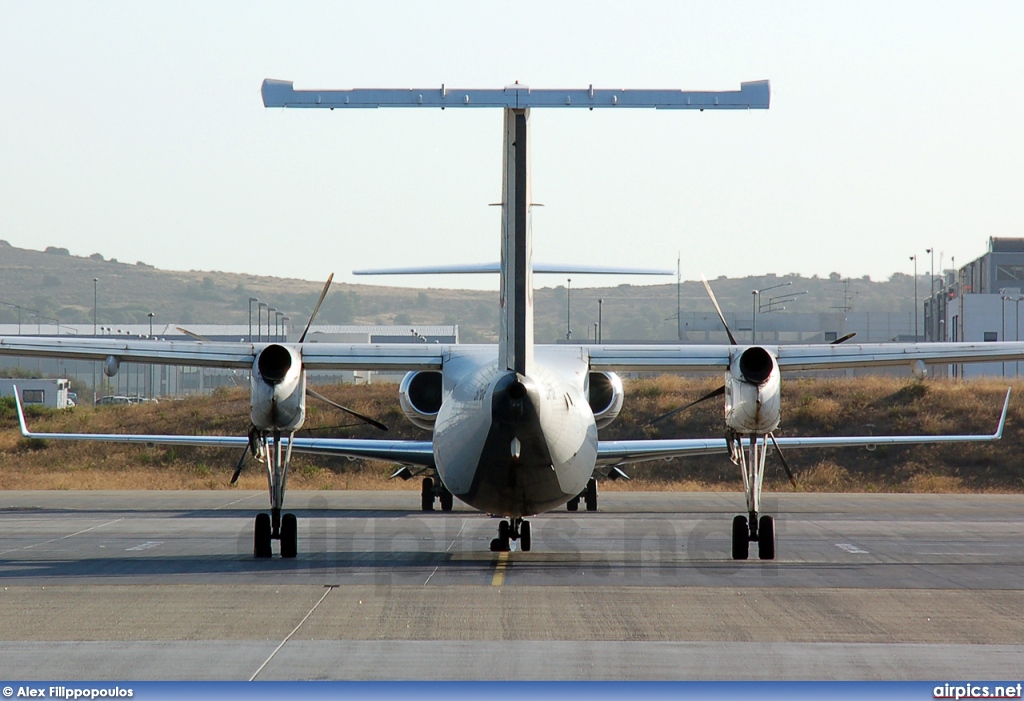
768;432;798;489
231;426;263;485
307;387;389;432
700;275;738;345
831;332;856;345
648;385;726;426
298;273;334;344
230;445;248;485
176;326;211;342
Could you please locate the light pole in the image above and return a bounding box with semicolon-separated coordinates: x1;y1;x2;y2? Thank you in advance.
147;312;154;338
275;311;283;341
281;316;289;341
248;297;258;343
926;247;935;340
257;302;267;342
909;255;918;340
598;298;603;343
93;278;98;336
762;290;807;313
565;278;572;340
751;281;791;344
268;308;277;342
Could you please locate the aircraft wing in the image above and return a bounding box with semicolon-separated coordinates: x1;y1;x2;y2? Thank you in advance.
587;342;1024;373
13;392;435;466
595;389;1010;466
0;337;446;371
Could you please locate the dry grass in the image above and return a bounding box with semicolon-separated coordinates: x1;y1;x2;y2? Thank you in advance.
2;377;1024;493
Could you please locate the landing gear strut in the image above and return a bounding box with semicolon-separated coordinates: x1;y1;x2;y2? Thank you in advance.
567;477;599;512
490;517;532;552
728;431;777;561
420;476;454;511
252;430;298;559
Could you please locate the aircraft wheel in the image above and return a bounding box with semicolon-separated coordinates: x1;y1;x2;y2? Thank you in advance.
439;486;454;512
584;478;598;512
566;496;580;512
496;520;511;551
420;477;435;512
520;520;532;552
280;513;297;559
254;513;272;559
731;515;749;561
757;515;776;560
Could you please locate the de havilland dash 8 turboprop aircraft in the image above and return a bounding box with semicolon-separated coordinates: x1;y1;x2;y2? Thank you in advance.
2;79;1021;562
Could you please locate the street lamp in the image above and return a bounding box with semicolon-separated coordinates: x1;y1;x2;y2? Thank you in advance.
268;308;277;342
761;290;807;313
281;316;289;341
248;297;258;343
926;247;935;340
751;281;791;344
257;302;268;342
598;298;603;343
93;278;98;336
909;255;918;340
147;312;154;338
565;278;572;340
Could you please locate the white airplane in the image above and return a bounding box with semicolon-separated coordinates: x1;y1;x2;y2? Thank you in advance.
3;81;1021;561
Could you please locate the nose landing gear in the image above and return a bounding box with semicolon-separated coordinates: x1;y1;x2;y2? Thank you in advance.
489;517;532;552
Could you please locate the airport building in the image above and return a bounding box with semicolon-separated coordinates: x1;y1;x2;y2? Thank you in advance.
925;237;1024;378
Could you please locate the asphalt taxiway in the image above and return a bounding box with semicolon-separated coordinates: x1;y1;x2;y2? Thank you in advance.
0;490;1022;680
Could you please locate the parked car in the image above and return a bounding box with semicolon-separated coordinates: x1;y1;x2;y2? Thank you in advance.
96;395;132;406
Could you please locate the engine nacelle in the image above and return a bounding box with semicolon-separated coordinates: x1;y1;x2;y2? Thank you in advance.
724;346;781;434
587;371;624;429
250;344;306;432
399;371;443;430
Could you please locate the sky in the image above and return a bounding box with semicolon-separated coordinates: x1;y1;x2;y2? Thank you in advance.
2;1;1023;290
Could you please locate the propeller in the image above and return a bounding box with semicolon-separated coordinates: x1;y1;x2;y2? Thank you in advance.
701;275;738;345
832;332;856;345
648;385;725;426
767;432;798;489
307;387;388;432
231;425;263;485
298;273;334;344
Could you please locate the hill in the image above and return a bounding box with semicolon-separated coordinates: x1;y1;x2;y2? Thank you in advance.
0;240;930;343
1;377;1019;493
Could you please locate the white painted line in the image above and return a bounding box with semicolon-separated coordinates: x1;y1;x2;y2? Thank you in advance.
125;541;162;552
835;543;869;554
250;586;335;681
0;518;125;556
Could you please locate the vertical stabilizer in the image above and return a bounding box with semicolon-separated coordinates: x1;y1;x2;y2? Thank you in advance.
499;107;534;375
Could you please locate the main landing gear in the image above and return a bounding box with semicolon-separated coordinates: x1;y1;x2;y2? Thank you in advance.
253;430;298;559
566;477;599;512
729;431;777;561
420;476;454;511
490;517;532;552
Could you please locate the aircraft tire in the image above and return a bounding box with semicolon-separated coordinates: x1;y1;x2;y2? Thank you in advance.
520;520;532;552
280;513;297;559
731;515;749;561
420;477;435;512
566;496;579;512
439;486;454;511
757;515;775;560
584;478;598;512
497;520;511;551
254;513;272;559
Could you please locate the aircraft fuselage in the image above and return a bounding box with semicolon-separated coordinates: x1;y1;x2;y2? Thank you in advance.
433;347;597;517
